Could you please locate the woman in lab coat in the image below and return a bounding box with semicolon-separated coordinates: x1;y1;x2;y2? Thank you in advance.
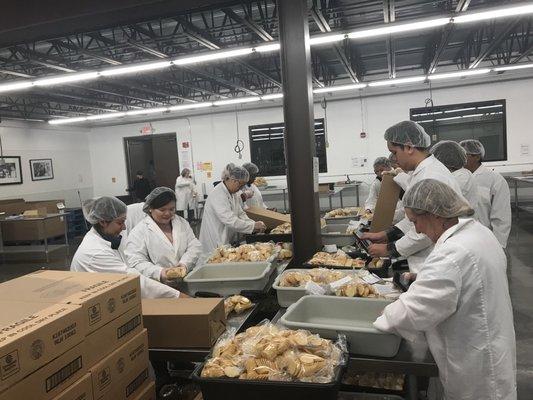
199;164;266;255
460;139;511;248
125;202;145;234
374;179;516;400
365;157;404;223
125;187;203;282
241;162;267;209
70;196;181;298
175;168;196;219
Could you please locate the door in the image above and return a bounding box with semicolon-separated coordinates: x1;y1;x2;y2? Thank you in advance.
152;134;179;188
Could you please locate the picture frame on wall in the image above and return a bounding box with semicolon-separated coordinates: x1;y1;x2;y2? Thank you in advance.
0;156;23;185
30;158;54;181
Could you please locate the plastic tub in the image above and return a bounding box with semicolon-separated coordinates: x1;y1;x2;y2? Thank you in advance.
321;224;357;247
325;215;360;224
184;262;273;297
280;296;401;357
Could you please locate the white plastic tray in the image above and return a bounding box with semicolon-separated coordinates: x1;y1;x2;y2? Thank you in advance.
321;224;356;247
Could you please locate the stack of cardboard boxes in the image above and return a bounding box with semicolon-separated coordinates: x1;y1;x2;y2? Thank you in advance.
0;270;156;400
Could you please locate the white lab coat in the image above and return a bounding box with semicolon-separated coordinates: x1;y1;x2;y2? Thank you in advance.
244;184;267;209
125;202;146;235
199;181;255;255
453;168;480;219
175;176;196;211
125;215;203;281
375;219;516;400
472;165;511;248
364;178;405;224
393;155;465;273
71;228;180;298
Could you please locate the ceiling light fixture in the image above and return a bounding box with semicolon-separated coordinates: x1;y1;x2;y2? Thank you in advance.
309;33;346;45
428;68;490;80
34;72;99;86
313;83;367;93
167;102;213;111
213;97;261;106
174;48;254;65
125;107;169;116
453;4;533;24
99;61;172;77
48;116;88;125
493;62;533;72
254;43;281;53
368;76;426;87
0;81;34;93
85;112;126;121
348;18;450;40
261;93;284;100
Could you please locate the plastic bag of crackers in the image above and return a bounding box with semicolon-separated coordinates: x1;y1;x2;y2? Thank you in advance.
200;321;347;383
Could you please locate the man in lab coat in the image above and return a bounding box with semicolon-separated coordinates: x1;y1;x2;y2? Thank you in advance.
71;196;182;298
460;139;511;248
362;121;465;273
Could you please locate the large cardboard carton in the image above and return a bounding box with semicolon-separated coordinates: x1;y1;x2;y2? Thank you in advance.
0;300;85;392
131;380;156;400
0;341;88;400
245;207;291;230
98;363;150;400
50;373;93;400
0;271;141;334
142;298;226;348
89;330;148;399
370;175;401;233
85;304;144;367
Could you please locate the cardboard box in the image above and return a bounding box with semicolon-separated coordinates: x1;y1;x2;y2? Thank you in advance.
0;271;141;334
50;373;93;400
89;330;148;399
245;207;291;230
370;175;401;233
0;300;85;392
0;341;88;400
98;364;150;400
22;207;48;218
130;380;156;400
85;304;144;367
142;298;226;348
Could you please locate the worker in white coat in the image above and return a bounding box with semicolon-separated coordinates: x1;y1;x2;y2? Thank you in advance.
200;164;266;255
430;140;480;217
71;196;182;298
460;139;511;248
125;202;145;234
241;162;267;209
125;187;202;282
365;157;404;224
362;121;465;273
175;168;197;219
374;179;516;400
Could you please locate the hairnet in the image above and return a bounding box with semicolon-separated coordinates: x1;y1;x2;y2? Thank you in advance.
384;121;431;148
242;162;259;175
224;164;249;181
460;139;486;158
430;140;467;170
143;187;175;213
83;197;127;224
373;157;391;169
403;179;474;218
221;163;235;180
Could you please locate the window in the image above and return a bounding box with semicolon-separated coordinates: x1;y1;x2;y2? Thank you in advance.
249;119;327;176
410;99;507;161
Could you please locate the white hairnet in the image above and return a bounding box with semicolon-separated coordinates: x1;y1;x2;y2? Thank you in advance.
460;139;486;158
224;164;249;181
221;163;236;180
430;140;467;170
384;121;431;148
403;179;474;218
143;187;176;213
83;197;127;225
373;157;391;169
242;162;259;175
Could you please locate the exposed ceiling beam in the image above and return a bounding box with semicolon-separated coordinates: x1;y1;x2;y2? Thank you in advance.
181;66;259;96
0;69;33;78
176;17;220;50
470;19;522;69
14;47;76;72
512;40;533;63
127;41;168;58
51;39;122;65
222;8;274;41
383;0;396;79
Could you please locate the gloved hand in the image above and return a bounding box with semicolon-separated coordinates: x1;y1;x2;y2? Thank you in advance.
254;221;267;233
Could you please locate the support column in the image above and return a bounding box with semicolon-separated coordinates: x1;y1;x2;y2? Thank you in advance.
278;0;321;264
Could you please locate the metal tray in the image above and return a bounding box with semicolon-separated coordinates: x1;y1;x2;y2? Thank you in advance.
184;262;273;297
321;224;357;247
280;295;401;358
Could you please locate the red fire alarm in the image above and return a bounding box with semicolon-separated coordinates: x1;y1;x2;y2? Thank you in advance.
360;131;367;138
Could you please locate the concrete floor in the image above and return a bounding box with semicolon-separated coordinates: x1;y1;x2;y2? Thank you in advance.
0;215;532;399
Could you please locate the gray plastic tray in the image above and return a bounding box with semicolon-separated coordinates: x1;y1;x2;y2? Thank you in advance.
325;215;360;224
321;224;357;247
280;295;401;357
184;262;273;296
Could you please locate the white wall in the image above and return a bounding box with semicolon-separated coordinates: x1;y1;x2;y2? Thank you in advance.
0;121;93;207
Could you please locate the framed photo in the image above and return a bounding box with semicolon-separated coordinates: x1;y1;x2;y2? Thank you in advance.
30;158;54;181
0;156;23;185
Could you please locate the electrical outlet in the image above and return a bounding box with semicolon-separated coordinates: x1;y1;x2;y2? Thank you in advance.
521;144;530;156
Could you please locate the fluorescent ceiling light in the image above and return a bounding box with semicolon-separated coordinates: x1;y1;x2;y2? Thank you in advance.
348;18;450;40
174;48;253;65
254;43;280;53
0;81;33;93
34;72;99;86
167;102;213;111
477;104;503;109
454;4;533;24
261;93;284;100
493;63;533;72
443;107;476;113
86;112;126;121
309;34;346;45
49;117;88;125
125;107;169;116
213;97;261;106
368;76;426;87
313;83;367;93
428;68;490;80
100;61;172;77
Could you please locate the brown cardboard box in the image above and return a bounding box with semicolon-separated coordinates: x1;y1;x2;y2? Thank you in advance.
98;363;150;400
0;341;88;400
0;301;85;392
245;207;291;230
142;298;226;348
370;175;401;233
22;207;48;218
0;271;141;334
85;304;144;368
131;380;156;400
50;373;93;400
89;330;148;399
